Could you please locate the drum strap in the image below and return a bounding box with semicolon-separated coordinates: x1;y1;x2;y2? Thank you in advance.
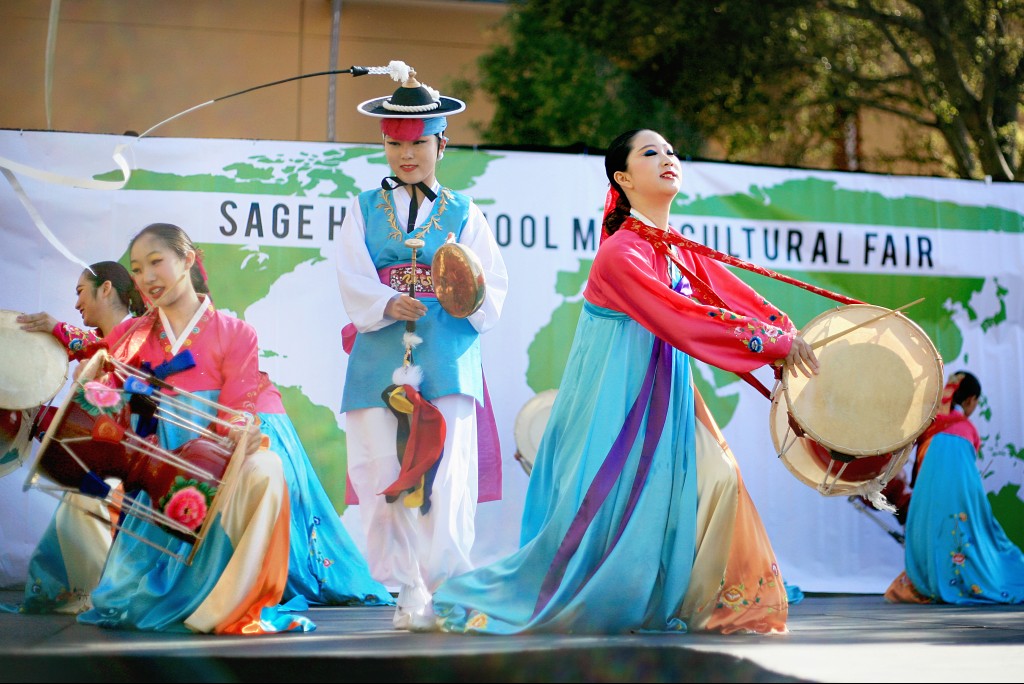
104;313;158;365
621;217;864;306
621;217;863;400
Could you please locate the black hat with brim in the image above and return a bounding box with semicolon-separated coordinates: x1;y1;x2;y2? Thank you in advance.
357;83;466;119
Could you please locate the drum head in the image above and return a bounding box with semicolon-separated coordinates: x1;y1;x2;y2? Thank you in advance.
431;243;486;318
0;310;69;410
783;304;942;456
513;389;557;476
770;391;909;496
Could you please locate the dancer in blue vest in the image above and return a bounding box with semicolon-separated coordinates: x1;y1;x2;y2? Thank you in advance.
335;66;508;630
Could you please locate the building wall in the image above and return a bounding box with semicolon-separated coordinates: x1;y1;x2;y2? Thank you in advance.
0;0;951;176
0;0;504;145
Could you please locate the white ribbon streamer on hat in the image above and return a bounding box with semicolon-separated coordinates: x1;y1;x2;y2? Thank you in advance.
0;144;133;273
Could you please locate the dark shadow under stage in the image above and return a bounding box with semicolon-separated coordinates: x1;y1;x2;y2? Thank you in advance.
1;590;1022;683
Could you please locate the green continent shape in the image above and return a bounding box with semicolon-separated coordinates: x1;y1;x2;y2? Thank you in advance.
197;244;324;316
989;484;1024;551
982;279;1009;331
730;271;989;365
437;148;503;198
98;146;501;201
525;260;591;392
278;385;348;515
675;177;1024;232
97;147;379;197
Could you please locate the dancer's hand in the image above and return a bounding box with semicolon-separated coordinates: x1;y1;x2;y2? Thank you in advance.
785;335;819;378
386;294;427;321
17;311;58;334
229;416;265;457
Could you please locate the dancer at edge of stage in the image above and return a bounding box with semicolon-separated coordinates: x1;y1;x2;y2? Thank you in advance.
335;64;508;630
10;262;142;615
18;260;145;361
886;370;1024;605
430;128;817;635
14;248;394;622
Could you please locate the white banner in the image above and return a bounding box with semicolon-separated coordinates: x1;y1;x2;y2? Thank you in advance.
1;130;1021;594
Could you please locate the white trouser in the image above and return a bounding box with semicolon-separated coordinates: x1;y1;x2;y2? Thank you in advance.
52;491;115;613
346;393;479;627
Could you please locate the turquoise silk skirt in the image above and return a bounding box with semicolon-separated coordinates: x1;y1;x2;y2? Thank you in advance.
903;432;1024;604
259;411;393;607
434;302;700;634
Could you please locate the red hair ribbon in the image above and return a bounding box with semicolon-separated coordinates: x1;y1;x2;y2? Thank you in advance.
195;252;209;288
600;184;620;245
937;373;965;414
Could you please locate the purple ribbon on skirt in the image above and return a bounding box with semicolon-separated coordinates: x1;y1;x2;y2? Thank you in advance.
532;336;673;619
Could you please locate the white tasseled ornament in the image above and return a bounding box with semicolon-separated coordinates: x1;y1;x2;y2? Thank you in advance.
393;364;423;390
852;479;897;513
393;331;424;389
387;61;412;83
403;331;423;350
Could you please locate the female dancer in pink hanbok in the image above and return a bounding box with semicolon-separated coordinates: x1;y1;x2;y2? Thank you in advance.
76;223;387;633
433;129;818;635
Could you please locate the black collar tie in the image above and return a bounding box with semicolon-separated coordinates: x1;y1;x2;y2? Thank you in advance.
382;177;437;233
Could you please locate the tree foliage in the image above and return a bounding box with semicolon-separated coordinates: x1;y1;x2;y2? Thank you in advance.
462;0;1024;180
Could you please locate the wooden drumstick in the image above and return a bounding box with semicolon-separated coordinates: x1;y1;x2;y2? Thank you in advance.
810;298;924;350
404;238;425;333
399;238;426;370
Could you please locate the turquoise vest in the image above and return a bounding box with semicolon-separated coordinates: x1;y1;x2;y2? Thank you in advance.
341;186;483;411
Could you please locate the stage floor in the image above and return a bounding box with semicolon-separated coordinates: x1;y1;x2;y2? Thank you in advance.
0;590;1022;683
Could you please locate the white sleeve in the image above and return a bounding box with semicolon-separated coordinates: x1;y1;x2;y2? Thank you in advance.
335;197;401;333
462;201;508;334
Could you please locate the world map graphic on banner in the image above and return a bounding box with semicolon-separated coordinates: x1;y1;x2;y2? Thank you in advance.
96;144;1023;542
1;130;1022;593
